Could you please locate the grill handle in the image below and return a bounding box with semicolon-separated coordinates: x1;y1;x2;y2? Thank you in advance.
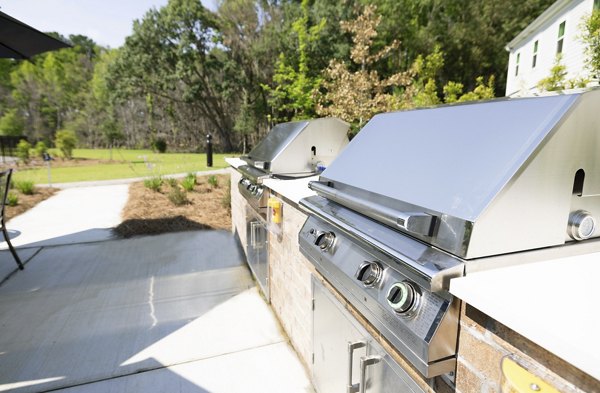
309;182;436;237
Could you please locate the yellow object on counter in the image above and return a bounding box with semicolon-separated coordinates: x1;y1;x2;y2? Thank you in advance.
501;357;559;393
268;197;282;224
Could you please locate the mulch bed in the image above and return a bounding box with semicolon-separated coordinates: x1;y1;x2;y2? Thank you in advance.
114;174;231;238
5;188;58;221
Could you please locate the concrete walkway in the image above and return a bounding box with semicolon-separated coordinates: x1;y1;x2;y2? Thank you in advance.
0;185;313;393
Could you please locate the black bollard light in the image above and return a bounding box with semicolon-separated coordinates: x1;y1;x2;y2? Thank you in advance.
206;133;213;167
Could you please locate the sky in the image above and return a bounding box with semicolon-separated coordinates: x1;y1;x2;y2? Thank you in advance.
0;0;217;48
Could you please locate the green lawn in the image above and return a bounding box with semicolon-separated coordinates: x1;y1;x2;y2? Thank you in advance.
12;149;234;184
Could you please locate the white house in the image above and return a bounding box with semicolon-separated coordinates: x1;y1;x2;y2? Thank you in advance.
505;0;599;96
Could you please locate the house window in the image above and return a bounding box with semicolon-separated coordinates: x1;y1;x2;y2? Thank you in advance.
532;40;538;68
515;53;520;76
557;21;566;54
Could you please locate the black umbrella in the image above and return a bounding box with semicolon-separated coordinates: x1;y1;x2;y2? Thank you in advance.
0;10;70;59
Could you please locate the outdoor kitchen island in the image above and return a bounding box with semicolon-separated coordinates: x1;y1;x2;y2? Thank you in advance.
228;157;598;393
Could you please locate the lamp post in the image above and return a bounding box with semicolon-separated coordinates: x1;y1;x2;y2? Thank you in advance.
206;133;213;167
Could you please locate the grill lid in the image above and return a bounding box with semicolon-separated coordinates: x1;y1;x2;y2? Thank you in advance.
321;94;577;221
314;90;600;259
244;121;309;169
241;118;349;176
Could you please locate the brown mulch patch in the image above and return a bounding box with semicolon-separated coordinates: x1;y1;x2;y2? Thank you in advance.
114;174;231;238
5;187;59;221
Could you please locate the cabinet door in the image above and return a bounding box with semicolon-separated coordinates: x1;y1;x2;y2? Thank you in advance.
312;278;426;393
362;340;425;393
246;208;270;300
313;279;367;393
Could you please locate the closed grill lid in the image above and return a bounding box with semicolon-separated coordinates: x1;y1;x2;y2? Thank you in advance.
320;94;578;222
311;90;600;259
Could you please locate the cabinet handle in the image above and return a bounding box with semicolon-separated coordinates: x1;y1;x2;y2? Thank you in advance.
347;341;366;393
359;355;381;393
250;221;259;248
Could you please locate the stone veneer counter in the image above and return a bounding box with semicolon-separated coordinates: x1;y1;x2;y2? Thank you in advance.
450;254;600;383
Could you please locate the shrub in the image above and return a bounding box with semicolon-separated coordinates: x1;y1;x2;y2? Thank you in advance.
186;172;197;185
181;175;196;192
221;181;231;212
34;141;48;158
144;176;163;192
166;177;178;188
14;180;35;195
16;139;31;163
55;129;77;159
6;192;18;206
168;186;188;206
152;138;167;153
208;175;219;188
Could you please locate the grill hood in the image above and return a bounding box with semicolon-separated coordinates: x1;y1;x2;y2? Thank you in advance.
240;118;349;180
309;89;600;259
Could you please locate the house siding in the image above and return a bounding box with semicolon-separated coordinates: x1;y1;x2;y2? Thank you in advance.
506;0;595;96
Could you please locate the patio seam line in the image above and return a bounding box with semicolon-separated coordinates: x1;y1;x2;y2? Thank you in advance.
0;246;43;286
35;340;288;393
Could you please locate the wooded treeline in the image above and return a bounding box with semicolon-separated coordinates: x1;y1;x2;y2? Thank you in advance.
0;0;555;152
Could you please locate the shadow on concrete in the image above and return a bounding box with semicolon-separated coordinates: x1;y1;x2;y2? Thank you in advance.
0;229;260;393
1;228;116;251
114;216;214;238
2;228;21;241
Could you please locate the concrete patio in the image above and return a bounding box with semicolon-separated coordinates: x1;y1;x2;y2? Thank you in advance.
0;186;313;392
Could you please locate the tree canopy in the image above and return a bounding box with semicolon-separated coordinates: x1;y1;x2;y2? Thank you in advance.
0;0;556;152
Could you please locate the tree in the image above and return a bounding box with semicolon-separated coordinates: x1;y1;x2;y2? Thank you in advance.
537;55;589;92
262;0;325;121
217;0;276;147
110;0;238;151
582;9;600;80
16;139;31;164
0;109;24;136
317;5;412;131
360;0;555;94
55;129;78;159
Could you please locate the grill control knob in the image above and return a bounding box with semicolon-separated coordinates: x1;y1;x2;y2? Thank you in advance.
568;210;596;241
387;281;420;315
355;261;383;287
314;231;336;251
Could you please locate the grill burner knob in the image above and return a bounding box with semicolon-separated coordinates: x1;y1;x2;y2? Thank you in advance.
314;231;336;251
568;210;596;241
355;261;383;287
387;281;420;315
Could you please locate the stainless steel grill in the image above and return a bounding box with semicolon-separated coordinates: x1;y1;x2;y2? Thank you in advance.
236;117;349;302
298;89;600;379
237;117;349;209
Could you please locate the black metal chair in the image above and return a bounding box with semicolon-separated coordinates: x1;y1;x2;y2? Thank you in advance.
1;169;23;270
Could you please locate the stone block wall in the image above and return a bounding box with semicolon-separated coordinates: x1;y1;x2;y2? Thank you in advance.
268;193;316;371
229;169;248;252
456;304;597;393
